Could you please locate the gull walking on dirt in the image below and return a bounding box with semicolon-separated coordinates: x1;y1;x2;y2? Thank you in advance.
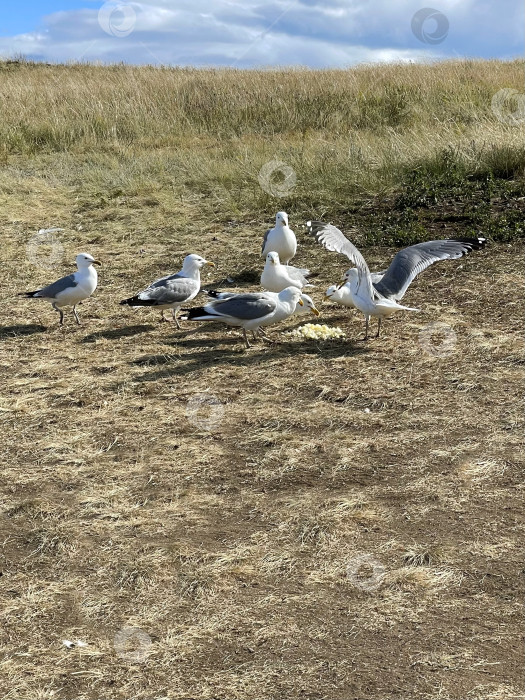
183;287;306;348
120;254;214;328
21;252;100;326
204;289;319;317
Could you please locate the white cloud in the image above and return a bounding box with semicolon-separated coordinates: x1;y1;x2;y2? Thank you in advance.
0;0;522;67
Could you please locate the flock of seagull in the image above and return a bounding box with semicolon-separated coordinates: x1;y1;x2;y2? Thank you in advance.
22;212;486;348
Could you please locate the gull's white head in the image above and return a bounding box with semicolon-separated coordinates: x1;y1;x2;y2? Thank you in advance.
275;211;289;227
325;284;344;301
182;253;215;272
300;293;320;317
279;286;303;306
266;251;280;266
340;267;359;288
343;268;358;281
76;252;101;268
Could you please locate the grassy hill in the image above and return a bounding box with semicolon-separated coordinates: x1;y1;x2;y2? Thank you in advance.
0;58;524;246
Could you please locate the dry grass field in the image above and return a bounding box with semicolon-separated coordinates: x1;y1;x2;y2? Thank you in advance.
0;59;524;700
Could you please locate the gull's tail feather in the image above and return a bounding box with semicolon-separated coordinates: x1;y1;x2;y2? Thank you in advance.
202;289;234;299
20;290;42;298
120;296;158;307
180;306;218;321
376;298;420;312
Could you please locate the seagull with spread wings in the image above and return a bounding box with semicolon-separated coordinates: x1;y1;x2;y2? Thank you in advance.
306;220;486;339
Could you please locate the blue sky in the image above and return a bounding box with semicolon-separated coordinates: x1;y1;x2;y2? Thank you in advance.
1;0;523;68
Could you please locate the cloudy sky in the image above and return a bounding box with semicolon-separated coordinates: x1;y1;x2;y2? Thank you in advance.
1;0;523;68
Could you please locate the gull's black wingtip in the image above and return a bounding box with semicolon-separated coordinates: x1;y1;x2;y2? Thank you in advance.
451;236;487;251
304;220;327;237
119;296;158;307
182;306;207;320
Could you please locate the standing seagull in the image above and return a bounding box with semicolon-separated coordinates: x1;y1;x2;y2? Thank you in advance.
22;252;100;326
183;287;304;348
120;254;214;328
260;251;313;292
261;212;297;264
204;288;318;317
306;220;486;339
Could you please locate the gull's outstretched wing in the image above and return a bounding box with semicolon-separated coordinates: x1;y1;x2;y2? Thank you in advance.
374;237;487;301
305;220;373;298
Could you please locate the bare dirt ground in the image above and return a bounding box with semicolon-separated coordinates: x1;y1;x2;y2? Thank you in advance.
1;216;524;699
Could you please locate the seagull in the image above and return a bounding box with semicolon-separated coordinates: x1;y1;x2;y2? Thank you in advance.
21;252;100;326
204;289;319;317
306;220;486;339
325;283;355;309
183;286;304;348
120;254;214;328
260;251;313;292
261;211;297;264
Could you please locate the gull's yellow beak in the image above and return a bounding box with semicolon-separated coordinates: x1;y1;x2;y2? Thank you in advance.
93;260;102;266
337;282;345;289
311;306;320;317
298;298;304;306
206;261;215;267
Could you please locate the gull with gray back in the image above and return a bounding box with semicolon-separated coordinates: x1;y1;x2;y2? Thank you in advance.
22;252;100;326
306;220;486;339
183;287;304;348
119;253;214;328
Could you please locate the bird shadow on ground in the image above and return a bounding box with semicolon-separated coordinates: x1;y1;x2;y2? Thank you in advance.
0;324;47;340
131;332;369;382
81;324;156;343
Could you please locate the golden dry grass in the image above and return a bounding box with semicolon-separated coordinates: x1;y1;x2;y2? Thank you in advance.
0;59;524;700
